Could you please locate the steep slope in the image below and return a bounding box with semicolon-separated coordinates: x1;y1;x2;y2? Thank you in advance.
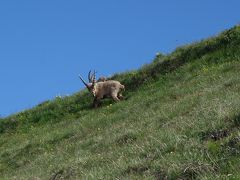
0;26;240;179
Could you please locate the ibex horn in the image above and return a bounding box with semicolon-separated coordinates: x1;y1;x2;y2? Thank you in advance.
88;70;92;83
92;70;96;83
78;75;88;87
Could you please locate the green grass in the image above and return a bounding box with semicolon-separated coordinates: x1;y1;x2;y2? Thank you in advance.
0;25;240;179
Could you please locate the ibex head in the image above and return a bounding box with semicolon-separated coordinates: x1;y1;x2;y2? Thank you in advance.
79;70;97;96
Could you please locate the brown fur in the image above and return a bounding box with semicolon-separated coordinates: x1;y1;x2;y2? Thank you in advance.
97;76;107;82
92;80;125;107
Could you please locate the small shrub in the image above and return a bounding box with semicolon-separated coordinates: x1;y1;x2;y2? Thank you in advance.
233;113;240;127
0;118;18;133
207;141;221;155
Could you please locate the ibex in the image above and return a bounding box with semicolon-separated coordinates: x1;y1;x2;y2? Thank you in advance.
79;71;125;108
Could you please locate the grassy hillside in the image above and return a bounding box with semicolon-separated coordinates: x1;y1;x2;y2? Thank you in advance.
0;25;240;179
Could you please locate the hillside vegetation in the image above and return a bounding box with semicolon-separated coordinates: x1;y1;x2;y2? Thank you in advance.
0;26;240;179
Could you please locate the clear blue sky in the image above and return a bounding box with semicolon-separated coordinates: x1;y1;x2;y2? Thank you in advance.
0;0;239;117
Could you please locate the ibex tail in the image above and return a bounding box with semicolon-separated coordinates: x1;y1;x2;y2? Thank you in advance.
121;85;125;91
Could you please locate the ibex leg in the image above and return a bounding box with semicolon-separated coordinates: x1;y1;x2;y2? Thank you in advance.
118;93;124;100
93;97;100;108
111;93;120;102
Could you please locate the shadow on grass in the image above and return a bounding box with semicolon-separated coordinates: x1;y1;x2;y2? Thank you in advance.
115;133;137;146
124;164;150;175
178;162;217;180
200;112;240;141
50;167;76;180
1;143;44;171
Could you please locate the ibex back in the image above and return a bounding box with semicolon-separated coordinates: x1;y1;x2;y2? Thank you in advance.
79;71;125;108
